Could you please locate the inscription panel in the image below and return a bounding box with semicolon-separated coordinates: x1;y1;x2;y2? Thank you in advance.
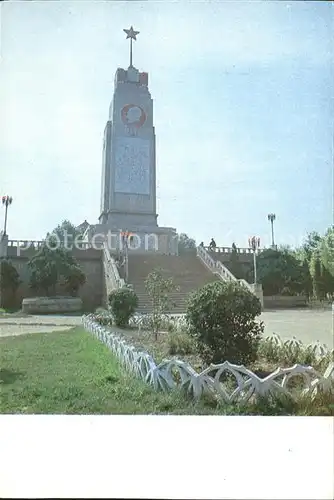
114;137;150;195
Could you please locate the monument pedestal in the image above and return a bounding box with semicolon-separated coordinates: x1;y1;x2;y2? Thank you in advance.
0;233;8;258
250;283;264;309
87;223;178;255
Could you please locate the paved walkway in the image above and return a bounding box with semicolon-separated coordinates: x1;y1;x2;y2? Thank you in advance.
260;310;333;348
0;315;82;338
0;310;332;348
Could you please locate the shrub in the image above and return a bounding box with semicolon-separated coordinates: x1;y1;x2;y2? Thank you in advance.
108;287;138;327
186;281;263;366
258;333;333;371
92;310;113;327
167;331;196;356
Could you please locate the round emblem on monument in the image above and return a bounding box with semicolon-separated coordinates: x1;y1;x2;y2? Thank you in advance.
121;104;146;128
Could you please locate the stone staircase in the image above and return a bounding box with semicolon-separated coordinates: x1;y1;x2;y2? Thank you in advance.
127;254;220;314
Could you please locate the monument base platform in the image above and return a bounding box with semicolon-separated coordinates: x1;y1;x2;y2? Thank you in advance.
85;224;178;255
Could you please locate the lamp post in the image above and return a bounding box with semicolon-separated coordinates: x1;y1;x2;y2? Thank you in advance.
267;213;276;248
120;230;129;282
2;196;13;236
248;236;260;284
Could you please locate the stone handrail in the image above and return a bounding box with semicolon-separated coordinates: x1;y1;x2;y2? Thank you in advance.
83;315;334;405
103;242;125;292
204;245;257;254
7;239;93;250
238;278;254;292
8;239;45;249
215;259;239;282
197;245;253;292
196;244;217;271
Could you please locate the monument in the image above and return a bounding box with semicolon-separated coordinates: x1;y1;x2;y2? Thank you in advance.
86;27;178;254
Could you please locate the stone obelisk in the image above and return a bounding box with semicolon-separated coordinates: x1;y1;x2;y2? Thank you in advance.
88;27;177;254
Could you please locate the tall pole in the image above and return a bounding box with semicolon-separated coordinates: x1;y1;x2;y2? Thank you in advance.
253;251;257;285
121;230;129;283
4;205;8;235
123;26;140;68
267;213;276;248
124;233;129;283
2;196;13;236
249;236;260;285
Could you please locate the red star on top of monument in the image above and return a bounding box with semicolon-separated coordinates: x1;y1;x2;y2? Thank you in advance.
123;26;140;40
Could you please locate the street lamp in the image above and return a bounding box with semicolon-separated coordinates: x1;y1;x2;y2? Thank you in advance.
267;213;276;248
120;229;129;282
248;236;260;284
2;195;13;236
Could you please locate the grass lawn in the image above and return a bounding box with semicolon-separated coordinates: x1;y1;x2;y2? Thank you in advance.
1;327;332;415
0;327;228;415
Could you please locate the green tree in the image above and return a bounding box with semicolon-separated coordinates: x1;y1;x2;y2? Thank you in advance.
320;227;334;277
256;248;306;296
63;264;86;297
145;268;179;340
296;228;334;300
28;246;59;296
28;244;86;296
178;233;196;254
186;281;263;366
310;250;334;300
299;259;313;299
301;231;322;263
47;220;84;248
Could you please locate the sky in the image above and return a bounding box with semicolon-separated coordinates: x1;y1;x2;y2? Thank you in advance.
0;0;333;248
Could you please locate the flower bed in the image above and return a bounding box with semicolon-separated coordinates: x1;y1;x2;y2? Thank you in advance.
82;314;334;406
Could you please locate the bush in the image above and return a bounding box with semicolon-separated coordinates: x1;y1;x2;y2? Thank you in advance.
92;310;113;327
186;281;263;366
108;287;138;327
167;331;196;356
258;333;333;371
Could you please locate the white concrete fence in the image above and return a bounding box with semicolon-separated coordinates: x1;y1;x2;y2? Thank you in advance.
82;315;334;405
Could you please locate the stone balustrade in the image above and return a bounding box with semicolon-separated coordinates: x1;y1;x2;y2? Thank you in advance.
196;244;217;271
8;239;45;249
204;246;264;254
204;245;253;254
102;243;125;294
7;240;93;250
215;260;236;282
197;244;254;293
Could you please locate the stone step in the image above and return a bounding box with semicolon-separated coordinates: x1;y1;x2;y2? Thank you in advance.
124;253;220;313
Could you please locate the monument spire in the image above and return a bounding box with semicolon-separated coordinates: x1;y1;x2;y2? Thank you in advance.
123;26;140;68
